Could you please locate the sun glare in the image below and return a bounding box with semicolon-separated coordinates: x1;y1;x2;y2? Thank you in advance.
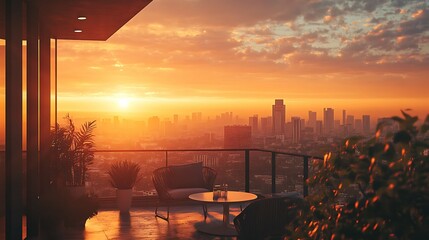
117;98;130;109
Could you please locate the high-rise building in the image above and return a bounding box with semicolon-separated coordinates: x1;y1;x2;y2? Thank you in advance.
292;117;301;143
260;117;272;136
342;110;346;126
323;108;334;134
286;122;293;139
346;115;355;130
224;125;252;148
363;115;371;134
300;119;306;129
249;115;259;135
173;114;179;124
308;111;317;130
272;99;285;135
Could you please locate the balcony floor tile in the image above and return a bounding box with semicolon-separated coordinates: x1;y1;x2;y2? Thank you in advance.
63;204;240;240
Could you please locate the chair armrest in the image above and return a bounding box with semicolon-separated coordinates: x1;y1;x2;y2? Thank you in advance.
202;167;217;190
152;167;173;200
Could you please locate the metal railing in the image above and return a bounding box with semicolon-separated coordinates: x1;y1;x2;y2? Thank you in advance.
93;148;323;197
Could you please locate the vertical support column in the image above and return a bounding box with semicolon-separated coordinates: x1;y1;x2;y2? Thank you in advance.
39;28;51;194
5;0;23;238
26;0;40;237
271;152;276;194
165;151;168;166
244;150;249;192
303;156;309;197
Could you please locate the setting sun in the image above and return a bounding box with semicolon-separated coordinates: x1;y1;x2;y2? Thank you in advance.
117;98;130;109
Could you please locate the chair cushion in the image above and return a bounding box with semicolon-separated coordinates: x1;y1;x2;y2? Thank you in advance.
167;162;205;189
167;188;209;200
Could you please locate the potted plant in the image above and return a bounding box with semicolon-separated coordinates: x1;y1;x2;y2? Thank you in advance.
63;194;99;229
38;188;67;238
51;114;96;190
108;160;142;213
49;114;99;228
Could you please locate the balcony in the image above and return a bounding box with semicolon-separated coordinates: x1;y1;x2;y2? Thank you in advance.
0;148;322;239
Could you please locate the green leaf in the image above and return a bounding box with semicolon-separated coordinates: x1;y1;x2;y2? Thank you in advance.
393;130;411;144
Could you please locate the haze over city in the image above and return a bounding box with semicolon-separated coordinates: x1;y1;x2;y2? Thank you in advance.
1;0;428;133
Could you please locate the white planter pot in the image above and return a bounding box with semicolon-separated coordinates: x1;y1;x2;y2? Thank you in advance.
117;189;133;213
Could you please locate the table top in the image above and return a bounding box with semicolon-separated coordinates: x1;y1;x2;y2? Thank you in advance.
189;191;257;203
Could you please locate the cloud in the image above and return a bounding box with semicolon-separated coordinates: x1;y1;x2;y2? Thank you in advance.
50;0;429;105
399;8;429;35
136;0;308;27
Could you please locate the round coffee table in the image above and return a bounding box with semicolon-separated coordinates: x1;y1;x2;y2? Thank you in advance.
189;191;257;236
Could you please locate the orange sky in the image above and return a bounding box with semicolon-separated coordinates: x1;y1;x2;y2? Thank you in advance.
1;0;429;123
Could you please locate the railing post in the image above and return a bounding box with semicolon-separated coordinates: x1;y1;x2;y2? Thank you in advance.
165;151;168;167
303;156;309;197
245;149;250;192
271;152;276;194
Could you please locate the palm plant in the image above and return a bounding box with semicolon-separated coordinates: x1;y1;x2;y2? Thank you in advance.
108;160;142;189
51;115;96;186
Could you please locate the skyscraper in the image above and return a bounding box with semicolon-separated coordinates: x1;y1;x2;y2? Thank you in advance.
292;117;301;143
260;116;272;136
342;110;346;126
308;111;317;130
323;108;334;134
272;99;285;135
346;115;355;130
363;115;371;134
249;114;259;135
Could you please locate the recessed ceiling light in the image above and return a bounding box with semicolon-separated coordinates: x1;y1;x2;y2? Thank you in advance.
74;29;83;33
77;16;87;20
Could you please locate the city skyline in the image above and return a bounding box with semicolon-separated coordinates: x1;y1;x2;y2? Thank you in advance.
52;103;407;127
1;0;428;123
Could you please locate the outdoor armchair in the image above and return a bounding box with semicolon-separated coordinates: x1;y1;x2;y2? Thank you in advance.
233;195;306;239
152;162;217;221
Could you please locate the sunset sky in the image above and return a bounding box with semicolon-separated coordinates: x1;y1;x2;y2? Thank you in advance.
4;0;429;122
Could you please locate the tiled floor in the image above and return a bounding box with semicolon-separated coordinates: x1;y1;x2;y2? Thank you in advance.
60;204;241;239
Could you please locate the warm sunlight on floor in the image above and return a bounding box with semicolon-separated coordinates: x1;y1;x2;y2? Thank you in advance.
5;205;241;240
63;205;240;240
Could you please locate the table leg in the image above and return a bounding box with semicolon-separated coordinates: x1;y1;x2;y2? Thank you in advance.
195;202;237;236
222;203;229;227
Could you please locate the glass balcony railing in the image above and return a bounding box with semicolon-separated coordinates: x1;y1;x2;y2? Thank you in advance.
0;148;323;211
88;148;323;199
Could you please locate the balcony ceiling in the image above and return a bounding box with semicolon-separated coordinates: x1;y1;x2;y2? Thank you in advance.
0;0;152;41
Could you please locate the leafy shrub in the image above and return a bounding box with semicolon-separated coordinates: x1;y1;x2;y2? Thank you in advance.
291;111;429;239
108;160;142;189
